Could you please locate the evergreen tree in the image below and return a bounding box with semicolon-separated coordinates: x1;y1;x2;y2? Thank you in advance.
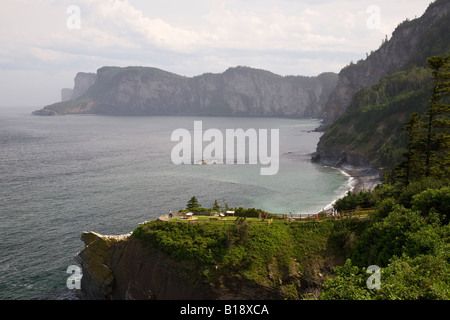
394;55;450;184
394;113;426;185
186;196;200;210
212;199;221;211
424;55;450;178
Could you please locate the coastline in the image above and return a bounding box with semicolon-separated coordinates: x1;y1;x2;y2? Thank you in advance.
339;164;382;193
318;163;382;214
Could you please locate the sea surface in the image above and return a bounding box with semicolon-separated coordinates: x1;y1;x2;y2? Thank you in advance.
0;106;350;300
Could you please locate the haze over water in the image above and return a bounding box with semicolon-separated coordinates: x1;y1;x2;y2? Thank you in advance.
0;107;349;299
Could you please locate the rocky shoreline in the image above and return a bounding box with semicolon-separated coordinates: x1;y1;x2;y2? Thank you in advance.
339;164;382;193
310;146;382;195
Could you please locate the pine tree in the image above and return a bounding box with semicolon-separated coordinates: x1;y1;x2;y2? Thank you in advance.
212;199;221;211
424;55;450;178
186;196;200;210
394;113;426;185
393;55;450;185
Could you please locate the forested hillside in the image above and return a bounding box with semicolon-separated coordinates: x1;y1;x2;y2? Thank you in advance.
320;54;449;300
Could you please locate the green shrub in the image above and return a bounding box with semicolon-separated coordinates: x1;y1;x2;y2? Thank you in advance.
411;187;450;224
321;254;450;300
320;259;373;300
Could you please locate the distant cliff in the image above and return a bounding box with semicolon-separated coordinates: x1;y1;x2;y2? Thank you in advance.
34;66;337;118
320;0;450;128
61;73;97;102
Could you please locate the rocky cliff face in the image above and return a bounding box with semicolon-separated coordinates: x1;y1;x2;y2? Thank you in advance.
36;66;337;117
72;72;98;100
321;0;450;127
60;73;97;102
74;231;217;300
75;231;285;300
61;88;73;102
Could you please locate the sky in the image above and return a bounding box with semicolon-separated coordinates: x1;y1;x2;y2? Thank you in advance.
0;0;432;107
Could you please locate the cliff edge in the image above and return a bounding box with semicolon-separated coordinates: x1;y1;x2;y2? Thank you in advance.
74;230;286;300
74;217;353;300
75;231;220;300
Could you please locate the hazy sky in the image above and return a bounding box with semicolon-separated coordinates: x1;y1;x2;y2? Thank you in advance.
0;0;432;107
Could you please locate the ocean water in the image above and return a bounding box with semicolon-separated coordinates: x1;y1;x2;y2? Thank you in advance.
0;107;350;300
